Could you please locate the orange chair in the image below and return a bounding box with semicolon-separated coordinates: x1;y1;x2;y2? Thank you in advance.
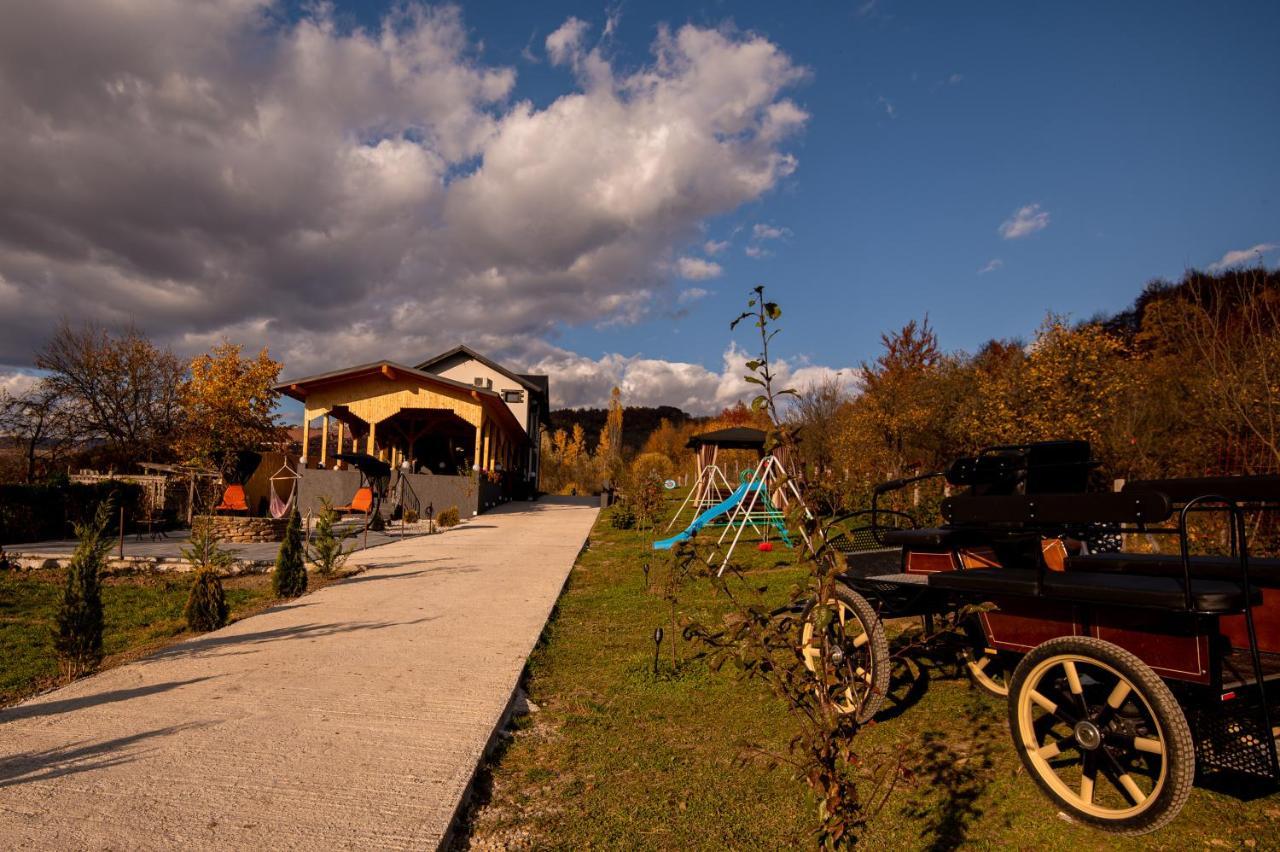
214;484;249;513
335;486;374;515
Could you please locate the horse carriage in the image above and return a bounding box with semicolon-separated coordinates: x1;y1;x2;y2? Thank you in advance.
806;440;1280;834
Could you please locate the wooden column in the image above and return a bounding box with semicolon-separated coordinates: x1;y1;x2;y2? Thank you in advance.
301;415;310;465
367;422;376;456
474;411;485;470
320;414;330;467
335;421;345;469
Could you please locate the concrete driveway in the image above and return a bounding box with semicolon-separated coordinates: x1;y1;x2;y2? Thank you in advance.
0;497;598;850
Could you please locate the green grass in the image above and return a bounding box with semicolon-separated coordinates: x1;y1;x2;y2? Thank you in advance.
0;568;277;705
458;501;1280;850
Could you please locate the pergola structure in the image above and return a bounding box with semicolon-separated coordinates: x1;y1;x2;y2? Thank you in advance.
275;361;529;478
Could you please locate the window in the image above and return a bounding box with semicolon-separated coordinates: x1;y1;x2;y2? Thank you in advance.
502;389;524;403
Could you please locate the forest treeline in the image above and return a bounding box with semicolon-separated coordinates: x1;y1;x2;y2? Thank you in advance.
540;268;1280;511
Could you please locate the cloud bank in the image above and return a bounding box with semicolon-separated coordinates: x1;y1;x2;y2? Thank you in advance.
525;343;856;412
0;1;814;409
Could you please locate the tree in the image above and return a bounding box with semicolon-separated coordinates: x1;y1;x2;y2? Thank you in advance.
55;500;111;680
788;375;851;510
0;381;74;482
273;506;307;597
176;342;284;474
856;318;950;477
308;499;353;575
182;518;233;631
36;322;186;466
1144;271;1280;475
595;386;625;485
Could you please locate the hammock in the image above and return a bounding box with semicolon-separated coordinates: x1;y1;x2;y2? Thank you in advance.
269;462;299;519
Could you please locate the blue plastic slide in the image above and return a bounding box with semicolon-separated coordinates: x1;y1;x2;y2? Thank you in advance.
652;481;758;550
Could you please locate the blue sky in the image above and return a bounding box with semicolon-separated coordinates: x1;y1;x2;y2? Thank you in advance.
330;0;1280;366
1;1;1277;412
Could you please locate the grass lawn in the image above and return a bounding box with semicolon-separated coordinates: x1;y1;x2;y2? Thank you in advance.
457;502;1280;850
1;568;283;706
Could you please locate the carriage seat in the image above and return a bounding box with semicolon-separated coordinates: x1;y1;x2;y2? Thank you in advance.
926;568;1040;597
928;566;1259;613
879;527;989;550
1065;553;1280;587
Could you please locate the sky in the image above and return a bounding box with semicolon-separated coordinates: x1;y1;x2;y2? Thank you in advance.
1;0;1277;415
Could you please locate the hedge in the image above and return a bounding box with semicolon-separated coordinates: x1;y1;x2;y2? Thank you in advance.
0;481;145;545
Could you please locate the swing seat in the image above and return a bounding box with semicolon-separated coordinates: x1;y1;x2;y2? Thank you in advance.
214;484;249;514
336;486;374;515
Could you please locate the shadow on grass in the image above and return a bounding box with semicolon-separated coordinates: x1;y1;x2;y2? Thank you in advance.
0;677;216;723
0;721;212;789
898;695;1000;851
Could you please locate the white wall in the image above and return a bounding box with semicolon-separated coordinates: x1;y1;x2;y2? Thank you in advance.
433;359;531;434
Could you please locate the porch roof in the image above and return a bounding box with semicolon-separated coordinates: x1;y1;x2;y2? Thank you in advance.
275;360;528;443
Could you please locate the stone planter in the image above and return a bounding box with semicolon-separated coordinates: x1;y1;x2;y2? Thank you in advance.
199;514;289;543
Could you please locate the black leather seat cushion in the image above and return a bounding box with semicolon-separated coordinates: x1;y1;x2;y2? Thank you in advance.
927;568;1040;597
1043;571;1257;613
879;527;987;550
1066;553;1280;586
927;566;1258;613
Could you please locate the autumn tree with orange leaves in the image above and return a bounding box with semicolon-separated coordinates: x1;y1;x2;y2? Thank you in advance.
175;343;284;475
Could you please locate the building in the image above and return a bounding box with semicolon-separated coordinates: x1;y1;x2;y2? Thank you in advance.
275;346;549;514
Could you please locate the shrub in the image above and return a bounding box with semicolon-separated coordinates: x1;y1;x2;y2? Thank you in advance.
54;500;111;680
181;518;233;632
0;480;145;545
609;501;637;530
273;506;307;598
308;499;353;576
437;505;460;527
403;507;419;524
631;473;665;529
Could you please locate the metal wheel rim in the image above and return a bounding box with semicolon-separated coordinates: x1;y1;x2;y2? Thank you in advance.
965;646;1009;697
1015;653;1168;820
801;599;874;715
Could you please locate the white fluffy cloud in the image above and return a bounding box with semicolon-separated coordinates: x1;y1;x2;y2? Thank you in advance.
0;2;810;388
998;203;1050;239
1206;243;1277;272
0;369;41;399
978;258;1003;274
523;343;856;413
704;239;729;255
677;287;710;304
676;257;723;280
545;16;591;66
753;223;790;240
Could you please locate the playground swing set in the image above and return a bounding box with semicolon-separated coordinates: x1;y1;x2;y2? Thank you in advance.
653;427;814;568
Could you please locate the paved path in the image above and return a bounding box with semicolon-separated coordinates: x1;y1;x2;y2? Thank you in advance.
0;498;598;850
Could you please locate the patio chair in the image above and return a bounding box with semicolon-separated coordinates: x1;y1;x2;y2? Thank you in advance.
214;484;249;514
335;486;374;516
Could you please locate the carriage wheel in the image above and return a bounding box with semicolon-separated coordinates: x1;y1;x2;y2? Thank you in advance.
1008;637;1194;834
799;584;890;723
962;616;1010;698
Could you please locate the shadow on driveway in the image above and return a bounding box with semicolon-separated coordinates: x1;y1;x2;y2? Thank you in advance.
0;721;213;790
0;677;217;724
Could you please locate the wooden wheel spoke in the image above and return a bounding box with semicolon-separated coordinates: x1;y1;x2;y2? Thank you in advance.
1038;684;1080;727
1036;734;1075;761
1132;736;1164;756
1100;748;1147;806
1080;750;1098;805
